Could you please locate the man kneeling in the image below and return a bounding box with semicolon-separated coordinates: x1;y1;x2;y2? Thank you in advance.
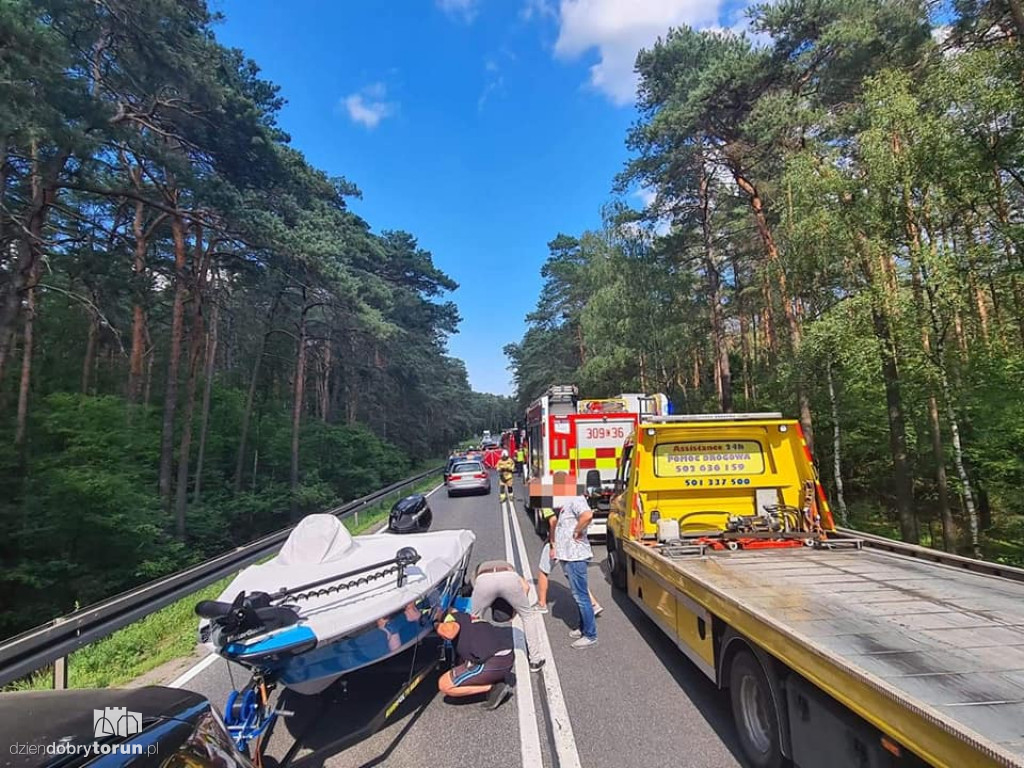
435;610;514;710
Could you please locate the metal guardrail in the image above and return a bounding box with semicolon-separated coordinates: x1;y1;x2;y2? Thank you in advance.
0;466;443;688
834;526;1024;584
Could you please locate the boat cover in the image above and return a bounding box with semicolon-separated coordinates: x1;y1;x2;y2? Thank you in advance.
205;514;475;646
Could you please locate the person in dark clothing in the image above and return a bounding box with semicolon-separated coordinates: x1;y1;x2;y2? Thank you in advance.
435;610;514;710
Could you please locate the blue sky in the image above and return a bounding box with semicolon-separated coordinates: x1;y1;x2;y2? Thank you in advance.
213;1;747;394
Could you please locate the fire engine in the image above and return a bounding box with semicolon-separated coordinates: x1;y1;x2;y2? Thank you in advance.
523;385;668;537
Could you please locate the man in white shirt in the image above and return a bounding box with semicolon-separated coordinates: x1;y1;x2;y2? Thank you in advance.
553;493;597;648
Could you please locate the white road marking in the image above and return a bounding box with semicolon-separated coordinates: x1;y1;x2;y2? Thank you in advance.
505;496;583;768
500;493;545;768
168;650;220;689
173;480;446;687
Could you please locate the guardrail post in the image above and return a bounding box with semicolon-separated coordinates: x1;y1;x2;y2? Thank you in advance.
51;618;68;689
53;656;68;689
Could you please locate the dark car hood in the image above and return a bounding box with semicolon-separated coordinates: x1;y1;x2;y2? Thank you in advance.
0;686;207;749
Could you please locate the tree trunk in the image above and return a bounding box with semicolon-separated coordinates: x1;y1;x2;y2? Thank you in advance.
919;262;981;557
0;148;66;370
291;294;309;518
699;162;732;412
575;324;586;367
173;318;203;538
81;309;99;395
990;165;1024;348
194;293;219;504
734;171;813;449
14;265;40;448
731;254;753;403
319;336;331;422
0;327;13;393
234;291;282;491
1005;0;1024;46
173;224;208;538
346;379;359;425
905;193;955;552
142;323;154;409
942;374;980;558
760;275;777;359
870;299;918;543
158;212;188;502
825;359;848;524
128;196;147;402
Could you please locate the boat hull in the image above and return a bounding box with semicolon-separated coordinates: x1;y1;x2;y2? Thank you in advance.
217;551;470;694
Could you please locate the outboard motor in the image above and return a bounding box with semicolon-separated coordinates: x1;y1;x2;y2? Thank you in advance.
388;493;433;533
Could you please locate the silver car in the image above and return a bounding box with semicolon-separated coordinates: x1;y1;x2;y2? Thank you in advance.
447;460;491;497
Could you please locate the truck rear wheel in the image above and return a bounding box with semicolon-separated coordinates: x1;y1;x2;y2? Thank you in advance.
729;650;783;768
607;533;626;590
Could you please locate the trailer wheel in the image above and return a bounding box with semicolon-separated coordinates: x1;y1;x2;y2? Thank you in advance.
607;533;626;590
729;650;783;768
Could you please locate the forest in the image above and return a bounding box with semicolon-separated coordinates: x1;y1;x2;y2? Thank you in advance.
0;0;516;638
506;0;1024;563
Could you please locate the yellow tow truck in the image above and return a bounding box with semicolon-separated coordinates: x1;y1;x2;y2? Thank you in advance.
606;412;1024;768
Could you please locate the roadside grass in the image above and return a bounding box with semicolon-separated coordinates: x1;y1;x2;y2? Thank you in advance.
3;472;443;692
2;576;232;692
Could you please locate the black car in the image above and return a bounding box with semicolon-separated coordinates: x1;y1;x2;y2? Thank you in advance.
0;686;252;768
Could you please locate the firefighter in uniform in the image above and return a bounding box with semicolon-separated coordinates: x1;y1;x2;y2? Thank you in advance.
515;446;526;479
497;450;516;501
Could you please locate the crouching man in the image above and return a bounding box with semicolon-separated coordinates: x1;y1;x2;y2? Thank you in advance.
436;610;514;710
469;560;545;672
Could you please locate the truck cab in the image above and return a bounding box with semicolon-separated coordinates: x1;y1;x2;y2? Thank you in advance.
607;412;833;571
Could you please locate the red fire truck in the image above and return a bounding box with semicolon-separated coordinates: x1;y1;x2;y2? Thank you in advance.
524;385;668;537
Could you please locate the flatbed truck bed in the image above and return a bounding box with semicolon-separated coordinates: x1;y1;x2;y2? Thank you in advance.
625;537;1024;768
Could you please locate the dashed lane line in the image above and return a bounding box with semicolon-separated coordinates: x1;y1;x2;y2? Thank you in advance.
500;492;545;768
505;495;583;768
168;650;220;689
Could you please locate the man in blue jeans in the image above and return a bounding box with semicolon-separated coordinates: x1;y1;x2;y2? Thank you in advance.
553;491;597;649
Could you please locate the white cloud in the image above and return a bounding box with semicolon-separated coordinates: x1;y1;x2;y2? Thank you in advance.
632;187;670;235
479;58;505;111
634;186;657;208
520;0;557;21
343;82;397;129
437;0;479;22
553;0;726;106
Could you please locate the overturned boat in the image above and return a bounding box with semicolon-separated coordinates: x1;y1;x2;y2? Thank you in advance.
197;508;474;696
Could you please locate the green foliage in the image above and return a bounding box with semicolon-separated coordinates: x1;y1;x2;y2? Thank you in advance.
508;0;1024;562
0;0;504;641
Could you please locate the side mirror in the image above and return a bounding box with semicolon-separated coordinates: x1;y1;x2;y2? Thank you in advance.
585;469;602;494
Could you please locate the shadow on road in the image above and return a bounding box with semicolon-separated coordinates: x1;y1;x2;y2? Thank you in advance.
262;642;443;768
595;557;747;766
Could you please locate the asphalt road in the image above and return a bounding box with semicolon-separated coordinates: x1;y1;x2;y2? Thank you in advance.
179;477;743;768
